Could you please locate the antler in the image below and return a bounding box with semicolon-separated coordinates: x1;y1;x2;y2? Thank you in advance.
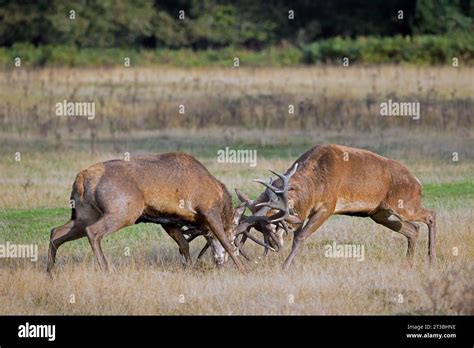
233;165;301;254
254;163;300;223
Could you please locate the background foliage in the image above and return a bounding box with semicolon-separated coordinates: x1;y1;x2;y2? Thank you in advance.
0;0;472;66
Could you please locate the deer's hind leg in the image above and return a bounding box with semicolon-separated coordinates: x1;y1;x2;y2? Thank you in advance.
371;210;420;263
85;186;144;271
48;202;103;273
85;213;138;271
47;220;87;273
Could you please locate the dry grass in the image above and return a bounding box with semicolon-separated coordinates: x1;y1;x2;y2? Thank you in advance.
0;127;473;209
2;66;472;99
0;66;472;137
0;66;472;315
0;207;472;315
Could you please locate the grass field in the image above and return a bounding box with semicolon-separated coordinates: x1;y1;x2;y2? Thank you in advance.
0;66;472;315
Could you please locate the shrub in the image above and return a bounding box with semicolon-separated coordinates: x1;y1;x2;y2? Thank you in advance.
303;34;474;65
0;35;472;68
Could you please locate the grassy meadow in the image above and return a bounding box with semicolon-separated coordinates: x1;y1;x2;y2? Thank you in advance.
0;66;472;315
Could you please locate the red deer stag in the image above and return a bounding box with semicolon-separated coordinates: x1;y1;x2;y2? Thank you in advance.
47;153;246;273
235;145;436;268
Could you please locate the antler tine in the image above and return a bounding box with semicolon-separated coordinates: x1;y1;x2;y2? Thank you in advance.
268;163;299;195
269;170;290;195
269;169;286;183
197;241;210;260
238;247;251;261
275;163;298;180
244;230;276;252
271;214;287;223
235;189;262;215
234;219;251;236
267;230;282;251
253;179;281;193
277;220;290;235
267;208;291;223
266;188;280;202
255;201;282;209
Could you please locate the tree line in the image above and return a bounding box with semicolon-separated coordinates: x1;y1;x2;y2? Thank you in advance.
0;0;472;49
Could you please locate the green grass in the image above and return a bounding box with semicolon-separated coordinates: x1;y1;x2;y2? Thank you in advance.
0;207;166;247
424;181;474;200
0;207;67;221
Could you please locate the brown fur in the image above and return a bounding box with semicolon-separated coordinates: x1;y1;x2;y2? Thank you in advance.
250;145;436;268
47;153;245;272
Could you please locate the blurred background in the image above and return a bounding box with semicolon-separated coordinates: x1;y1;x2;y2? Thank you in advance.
0;0;472;66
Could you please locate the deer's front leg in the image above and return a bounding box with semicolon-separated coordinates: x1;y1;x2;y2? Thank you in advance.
283;206;333;269
162;224;192;266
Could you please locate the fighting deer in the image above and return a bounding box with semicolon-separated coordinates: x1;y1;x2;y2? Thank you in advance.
235;144;436;268
47;153;246;273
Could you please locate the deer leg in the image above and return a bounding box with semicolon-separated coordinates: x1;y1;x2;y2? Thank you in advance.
371;210;420;264
426;210;436;264
162;224;192;266
197;237;211;260
47;220;86;273
203;210;246;272
415;209;436;264
85;215;128;271
283;207;333;270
